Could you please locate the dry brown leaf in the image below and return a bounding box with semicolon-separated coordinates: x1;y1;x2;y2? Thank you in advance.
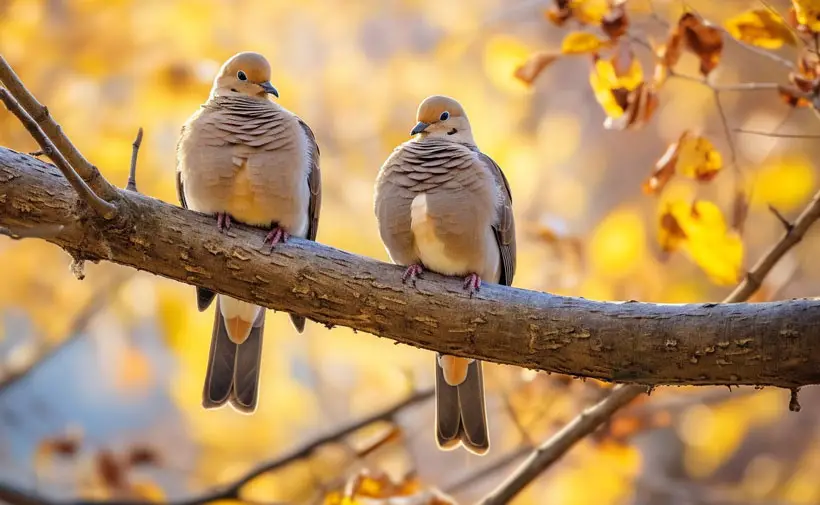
514;52;560;85
678;13;724;76
602;4;629;40
643;133;685;194
96;450;127;491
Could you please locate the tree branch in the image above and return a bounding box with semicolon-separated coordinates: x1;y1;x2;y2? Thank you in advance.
477;179;820;503
0;89;117;218
0;388;433;505
0;56;117;202
2;148;820;387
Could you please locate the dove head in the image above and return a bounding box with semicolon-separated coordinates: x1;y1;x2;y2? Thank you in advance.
211;52;279;100
410;95;474;144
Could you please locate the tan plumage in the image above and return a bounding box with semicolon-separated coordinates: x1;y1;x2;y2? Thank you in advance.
176;51;322;414
374;95;516;454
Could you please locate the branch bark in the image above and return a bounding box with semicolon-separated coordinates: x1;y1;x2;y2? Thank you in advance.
2;147;820;388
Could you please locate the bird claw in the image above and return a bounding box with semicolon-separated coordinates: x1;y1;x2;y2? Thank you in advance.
264;225;290;251
463;273;481;298
216;212;232;233
402;264;424;286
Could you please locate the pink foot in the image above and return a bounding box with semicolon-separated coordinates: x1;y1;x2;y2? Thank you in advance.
264;225;290;251
463;273;481;297
216;212;232;233
402;264;424;286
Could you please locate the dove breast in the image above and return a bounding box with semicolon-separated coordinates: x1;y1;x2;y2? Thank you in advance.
178;96;311;238
375;139;502;282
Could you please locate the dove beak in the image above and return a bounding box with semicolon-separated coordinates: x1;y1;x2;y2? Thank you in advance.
411;122;430;136
259;81;279;97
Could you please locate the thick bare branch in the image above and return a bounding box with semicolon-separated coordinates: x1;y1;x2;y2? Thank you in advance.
2;147;820;388
0;56;117;201
0;89;117;218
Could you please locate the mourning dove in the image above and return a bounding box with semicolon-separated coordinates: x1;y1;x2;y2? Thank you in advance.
374;95;516;454
176;52;322;413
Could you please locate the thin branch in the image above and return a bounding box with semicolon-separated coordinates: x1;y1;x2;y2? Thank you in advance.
734;128;820;139
0;89;116;218
768;204;794;232
479;384;647;505
727;189;820;302
0;388;433;505
477;185;820;503
0;274;131;394
126;128;142;193
0;56;117;200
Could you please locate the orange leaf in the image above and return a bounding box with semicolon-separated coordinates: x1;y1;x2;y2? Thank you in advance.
514;52;560;85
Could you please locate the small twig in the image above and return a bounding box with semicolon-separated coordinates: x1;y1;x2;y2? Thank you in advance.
734;128;820;138
445;445;532;495
28;150;44;157
126;128;143;193
0;89;117;218
0;56;117;200
768;204;794;232
789;388;801;412
727;189;820;302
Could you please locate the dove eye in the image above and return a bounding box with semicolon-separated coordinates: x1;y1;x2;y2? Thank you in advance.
439;111;450;121
237;71;248;81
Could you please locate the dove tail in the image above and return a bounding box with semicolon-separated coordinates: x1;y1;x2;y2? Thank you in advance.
202;300;265;414
202;300;236;409
435;355;490;455
229;311;264;414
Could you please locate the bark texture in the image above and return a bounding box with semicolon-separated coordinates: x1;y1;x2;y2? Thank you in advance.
2;146;819;388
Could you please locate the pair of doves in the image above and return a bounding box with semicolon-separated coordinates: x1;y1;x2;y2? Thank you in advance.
176;52;516;456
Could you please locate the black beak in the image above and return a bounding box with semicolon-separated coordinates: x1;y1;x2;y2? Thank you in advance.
259;81;279;97
411;121;430;136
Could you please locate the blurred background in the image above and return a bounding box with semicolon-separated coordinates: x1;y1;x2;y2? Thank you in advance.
1;0;820;503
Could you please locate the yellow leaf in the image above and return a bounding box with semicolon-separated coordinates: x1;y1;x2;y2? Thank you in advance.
751;156;816;211
659;200;743;285
588;52;643;118
570;0;610;24
561;32;607;54
724;9;796;49
483;35;532;93
589;207;646;277
677;135;722;181
793;0;820;32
